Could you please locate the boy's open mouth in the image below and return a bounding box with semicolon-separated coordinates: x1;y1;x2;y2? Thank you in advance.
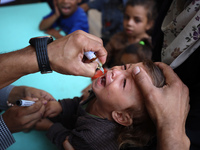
61;6;71;13
101;76;106;87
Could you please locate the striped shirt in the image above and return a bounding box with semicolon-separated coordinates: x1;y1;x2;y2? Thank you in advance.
0;114;15;150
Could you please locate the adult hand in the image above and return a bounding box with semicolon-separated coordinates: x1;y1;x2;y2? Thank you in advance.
8;86;56;105
0;31;107;88
2;101;45;133
132;62;190;150
34;118;53;131
48;30;107;77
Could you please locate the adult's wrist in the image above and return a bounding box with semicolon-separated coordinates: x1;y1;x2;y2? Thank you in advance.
21;46;39;74
157;126;190;150
46;38;65;74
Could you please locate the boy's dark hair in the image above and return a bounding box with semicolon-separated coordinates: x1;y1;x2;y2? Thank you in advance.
117;60;165;149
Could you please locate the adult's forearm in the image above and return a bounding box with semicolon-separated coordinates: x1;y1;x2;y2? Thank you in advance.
157;128;190;150
0;46;38;89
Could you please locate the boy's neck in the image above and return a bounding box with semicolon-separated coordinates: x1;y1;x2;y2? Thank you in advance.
86;98;113;120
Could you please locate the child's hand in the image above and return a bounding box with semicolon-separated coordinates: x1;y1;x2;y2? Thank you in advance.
44;101;62;118
45;29;63;39
34;118;53;131
54;0;60;17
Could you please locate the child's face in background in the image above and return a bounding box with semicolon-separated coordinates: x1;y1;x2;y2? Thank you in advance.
123;5;152;38
92;63;153;113
57;0;80;17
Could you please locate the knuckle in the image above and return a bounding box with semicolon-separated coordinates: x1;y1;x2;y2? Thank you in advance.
172;80;182;89
165;65;172;70
75;31;85;42
98;38;103;45
144;88;157;102
183;84;189;93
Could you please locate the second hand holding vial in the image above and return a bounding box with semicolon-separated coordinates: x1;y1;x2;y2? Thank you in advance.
84;51;104;74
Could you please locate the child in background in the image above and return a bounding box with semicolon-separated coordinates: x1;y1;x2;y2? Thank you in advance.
35;60;165;150
39;0;89;39
116;39;153;66
105;0;157;68
80;0;128;46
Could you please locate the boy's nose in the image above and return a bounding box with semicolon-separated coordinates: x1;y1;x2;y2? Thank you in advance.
112;69;123;79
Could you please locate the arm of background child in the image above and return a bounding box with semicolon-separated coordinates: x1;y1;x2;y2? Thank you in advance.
39;14;59;31
79;3;90;12
45;28;64;39
39;0;60;30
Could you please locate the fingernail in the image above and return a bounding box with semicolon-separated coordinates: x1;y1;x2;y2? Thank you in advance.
133;66;140;75
32;98;38;101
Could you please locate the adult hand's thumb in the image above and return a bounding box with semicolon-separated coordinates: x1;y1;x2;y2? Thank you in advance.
82;62;98;77
133;66;155;98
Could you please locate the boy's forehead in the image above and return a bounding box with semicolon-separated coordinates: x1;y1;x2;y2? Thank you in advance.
127;63;151;77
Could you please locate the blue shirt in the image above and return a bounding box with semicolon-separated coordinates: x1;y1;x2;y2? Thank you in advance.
88;0;128;38
0;85;14;110
43;7;89;34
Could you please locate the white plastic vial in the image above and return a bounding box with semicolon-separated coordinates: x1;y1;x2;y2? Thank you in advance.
84;51;104;73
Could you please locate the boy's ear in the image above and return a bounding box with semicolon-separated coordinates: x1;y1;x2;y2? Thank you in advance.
112;111;133;126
